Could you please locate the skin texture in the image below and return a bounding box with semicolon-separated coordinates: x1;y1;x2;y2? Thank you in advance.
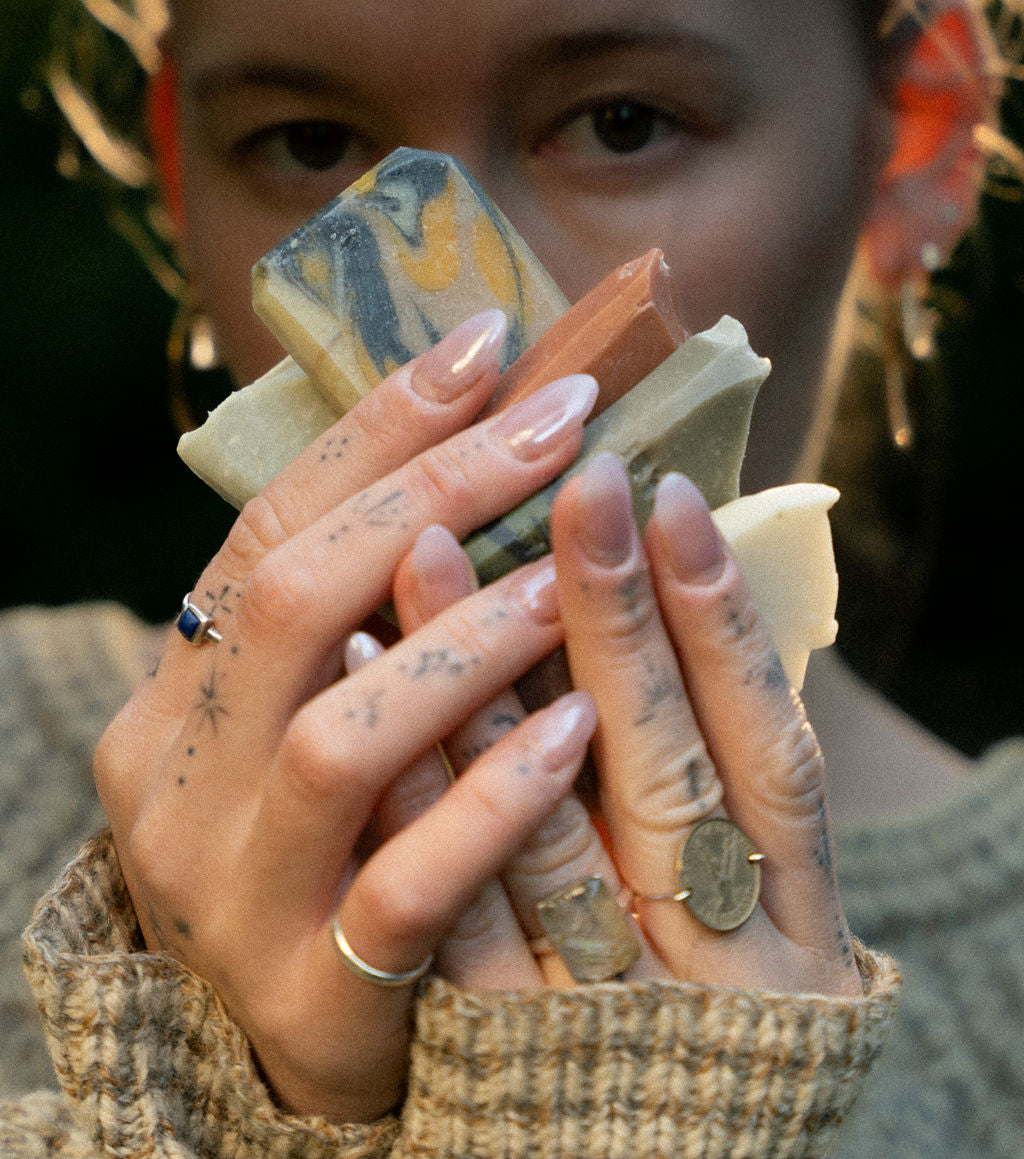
167;0;892;491
96;0;979;1127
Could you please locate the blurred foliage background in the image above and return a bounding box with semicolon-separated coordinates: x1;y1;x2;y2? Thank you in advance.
0;1;1021;755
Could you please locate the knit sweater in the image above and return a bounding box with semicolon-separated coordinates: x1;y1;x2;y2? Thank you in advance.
0;602;1013;1156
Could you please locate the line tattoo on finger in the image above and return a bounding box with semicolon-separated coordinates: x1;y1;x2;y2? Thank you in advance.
203;584;241;618
354;487;408;528
191;665;230;734
399;647;480;680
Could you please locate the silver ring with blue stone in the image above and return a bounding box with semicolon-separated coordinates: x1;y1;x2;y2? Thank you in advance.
175;592;223;645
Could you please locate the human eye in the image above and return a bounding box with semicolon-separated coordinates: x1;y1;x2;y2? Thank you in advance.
551;99;679;158
232;119;377;190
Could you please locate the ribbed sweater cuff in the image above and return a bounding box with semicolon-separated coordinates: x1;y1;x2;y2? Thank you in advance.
400;946;899;1159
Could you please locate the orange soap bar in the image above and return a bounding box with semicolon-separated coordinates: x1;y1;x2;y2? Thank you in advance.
484;249;686;417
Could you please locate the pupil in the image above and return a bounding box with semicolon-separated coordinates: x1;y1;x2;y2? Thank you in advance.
593;103;655;153
286;123;348;170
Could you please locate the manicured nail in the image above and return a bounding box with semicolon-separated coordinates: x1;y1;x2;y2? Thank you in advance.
574;452;636;567
411;309;507;402
519;558;560;625
408;524;477;621
534;692;597;773
491;374;597;461
344;630;385;674
652;473;725;585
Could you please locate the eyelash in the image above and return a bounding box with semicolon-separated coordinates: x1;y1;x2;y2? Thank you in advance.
546;97;685;159
232;120;374;188
232;94;706;194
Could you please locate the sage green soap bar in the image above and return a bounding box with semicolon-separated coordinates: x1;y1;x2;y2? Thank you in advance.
180;147;569;507
252;147;569;414
464;315;769;585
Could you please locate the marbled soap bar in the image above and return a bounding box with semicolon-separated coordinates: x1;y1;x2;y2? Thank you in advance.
252;147;569;413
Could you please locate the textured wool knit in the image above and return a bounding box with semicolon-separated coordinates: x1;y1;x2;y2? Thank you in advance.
1;602;1015;1155
833;735;1024;1158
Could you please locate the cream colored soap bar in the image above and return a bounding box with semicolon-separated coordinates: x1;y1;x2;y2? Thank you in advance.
179;358;337;507
252;147;569;413
712;483;840;689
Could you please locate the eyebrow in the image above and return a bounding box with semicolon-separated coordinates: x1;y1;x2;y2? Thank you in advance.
190;62;358;105
511;24;737;73
190;21;741;107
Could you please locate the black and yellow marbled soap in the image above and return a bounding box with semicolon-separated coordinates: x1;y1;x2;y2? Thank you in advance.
252;148;568;412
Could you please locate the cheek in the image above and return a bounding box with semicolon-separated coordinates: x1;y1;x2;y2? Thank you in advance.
180;154;299;385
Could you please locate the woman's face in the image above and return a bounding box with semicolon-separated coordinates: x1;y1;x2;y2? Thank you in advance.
170;0;892;489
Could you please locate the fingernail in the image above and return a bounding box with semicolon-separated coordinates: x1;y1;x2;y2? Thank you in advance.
534;692;597;773
652;473;725;586
519;558;560;624
491;374;597;461
411;309;507;403
344;630;385;674
574;452;636;567
408;525;477;621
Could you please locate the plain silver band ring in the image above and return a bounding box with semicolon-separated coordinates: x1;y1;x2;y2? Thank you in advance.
330;915;433;988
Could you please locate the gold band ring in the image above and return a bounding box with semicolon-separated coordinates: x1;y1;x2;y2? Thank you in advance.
330;916;433;988
629;818;764;933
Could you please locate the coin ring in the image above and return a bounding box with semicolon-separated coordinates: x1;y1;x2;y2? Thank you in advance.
675;817;761;932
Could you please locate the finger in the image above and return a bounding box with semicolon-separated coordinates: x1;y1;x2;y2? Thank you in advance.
248;553;566;909
324;691;596;987
549;455;725;894
549;455;742;982
221;373;597;699
645;474;856;976
392;524;528;770
394;524;663;985
219;309;509;581
146;373;597;753
391;525;543;987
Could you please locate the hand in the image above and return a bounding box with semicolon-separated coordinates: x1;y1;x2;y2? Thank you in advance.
94;310;603;1122
389;453;862;999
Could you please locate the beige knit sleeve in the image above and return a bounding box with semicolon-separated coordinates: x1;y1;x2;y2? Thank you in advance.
396;948;900;1159
21;833;899;1159
22;833;400;1159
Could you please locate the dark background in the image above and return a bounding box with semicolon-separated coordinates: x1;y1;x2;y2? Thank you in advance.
1;1;1021;755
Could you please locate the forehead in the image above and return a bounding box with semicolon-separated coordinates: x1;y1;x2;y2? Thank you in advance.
169;0;865;87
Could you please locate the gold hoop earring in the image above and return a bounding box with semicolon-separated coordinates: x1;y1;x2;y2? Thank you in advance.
167;296;224;433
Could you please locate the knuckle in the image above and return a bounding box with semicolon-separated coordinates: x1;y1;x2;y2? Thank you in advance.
588;564;661;646
219;494;293;579
405;444;478;515
747;716;828;821
356;871;434;944
514;796;595;878
93;695;173;815
345;379;407;449
278;709;359;805
621;741;725;831
238;553;318;640
774;720;828;811
125;805;184;906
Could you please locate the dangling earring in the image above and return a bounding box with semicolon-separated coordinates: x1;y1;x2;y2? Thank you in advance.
900;241;943;360
884;241;943;451
167;294;222;432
